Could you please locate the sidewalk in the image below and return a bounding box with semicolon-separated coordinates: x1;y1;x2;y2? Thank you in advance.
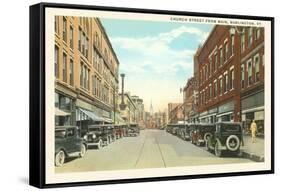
241;135;264;162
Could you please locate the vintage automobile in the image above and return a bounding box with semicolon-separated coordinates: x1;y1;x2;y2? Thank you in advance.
107;125;116;142
176;124;191;140
165;124;173;133
55;126;87;167
191;123;216;146
171;125;179;135
83;124;112;149
114;125;124;139
127;124;140;136
206;122;244;157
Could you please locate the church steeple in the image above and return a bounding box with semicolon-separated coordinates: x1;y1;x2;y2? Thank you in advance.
150;99;153;117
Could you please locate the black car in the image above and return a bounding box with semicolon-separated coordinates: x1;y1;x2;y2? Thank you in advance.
191;123;216;146
127;124;140;136
83;125;112;149
206;122;244;157
55;126;87;167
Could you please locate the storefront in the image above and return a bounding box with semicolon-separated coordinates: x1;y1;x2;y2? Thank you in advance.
55;92;76;127
199;108;217;123
216;101;234;122
241;90;264;135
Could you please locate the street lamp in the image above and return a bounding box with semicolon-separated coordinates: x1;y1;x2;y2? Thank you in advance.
119;73;126;110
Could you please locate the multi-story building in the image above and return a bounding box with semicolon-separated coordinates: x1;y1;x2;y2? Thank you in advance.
54;16;120;128
131;95;145;128
183;77;198;123
118;92;137;125
196;25;264;131
238;26;264;134
168;103;184;123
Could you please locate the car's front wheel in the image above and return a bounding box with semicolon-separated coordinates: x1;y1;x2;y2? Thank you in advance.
55;150;65;167
79;144;86;158
215;142;222;157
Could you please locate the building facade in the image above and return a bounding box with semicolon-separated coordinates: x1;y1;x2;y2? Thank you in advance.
54;16;120;128
183;77;198;123
168;103;184;123
131;95;145;128
195;25;264;134
118;93;137;125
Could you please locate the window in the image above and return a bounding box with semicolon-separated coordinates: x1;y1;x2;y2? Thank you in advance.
55;46;59;78
63;53;67;82
255;28;261;40
230;68;234;90
63;17;67;42
80;62;83;87
230;35;235;56
205;63;209;80
241;64;245;88
82;33;85;55
214;53;218;71
248;28;253;47
85;38;89;58
219;48;223;66
241;29;245;52
219;77;223;95
55;16;59;34
224;42;228;62
224;73;228;92
78;28;82;51
70;26;73;49
209;84;212;99
69;59;74;86
214;80;217;98
254;54;260;82
247;59;253;86
209;59;212;76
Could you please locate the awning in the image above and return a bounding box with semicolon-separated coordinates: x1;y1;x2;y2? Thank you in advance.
103;117;112;123
55;108;71;116
79;108;104;122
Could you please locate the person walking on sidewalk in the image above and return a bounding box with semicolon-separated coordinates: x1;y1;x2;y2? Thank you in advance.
250;119;257;143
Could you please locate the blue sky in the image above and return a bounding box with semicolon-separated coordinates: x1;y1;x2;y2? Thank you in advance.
100;18;214;112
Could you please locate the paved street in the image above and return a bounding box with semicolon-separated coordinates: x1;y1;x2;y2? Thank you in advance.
56;129;252;173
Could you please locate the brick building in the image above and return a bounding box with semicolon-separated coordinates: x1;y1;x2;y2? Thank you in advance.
195;25;264;133
168;103;184;123
183;77;197;123
54;16;120;129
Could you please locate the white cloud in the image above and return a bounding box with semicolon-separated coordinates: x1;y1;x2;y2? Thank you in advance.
110;25;209;111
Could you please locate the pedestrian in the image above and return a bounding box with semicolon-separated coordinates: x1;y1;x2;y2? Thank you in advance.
250;119;257;143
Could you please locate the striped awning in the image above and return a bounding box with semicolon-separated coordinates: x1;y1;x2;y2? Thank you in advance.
78;108;104;122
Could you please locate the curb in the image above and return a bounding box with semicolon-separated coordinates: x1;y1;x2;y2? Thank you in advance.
241;151;264;162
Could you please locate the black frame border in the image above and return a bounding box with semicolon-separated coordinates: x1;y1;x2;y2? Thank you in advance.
29;2;275;188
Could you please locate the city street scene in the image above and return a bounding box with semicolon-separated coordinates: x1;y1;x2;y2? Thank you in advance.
54;16;265;173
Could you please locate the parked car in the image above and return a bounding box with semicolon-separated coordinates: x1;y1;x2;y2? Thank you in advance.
83;125;112;149
176;124;191;140
206;122;244;157
127;124;140;136
114;125;124;139
107;125;116;142
191;123;215;146
166;124;173;133
55;126;87;167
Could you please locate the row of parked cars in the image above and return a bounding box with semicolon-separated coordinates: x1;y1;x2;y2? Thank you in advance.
166;122;244;157
55;124;140;167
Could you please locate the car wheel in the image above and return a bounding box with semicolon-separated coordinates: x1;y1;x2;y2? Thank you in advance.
215;142;222;157
226;135;240;151
55;150;65;167
79;144;86;158
204;133;212;143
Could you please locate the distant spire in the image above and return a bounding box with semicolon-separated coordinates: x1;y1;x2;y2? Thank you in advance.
150;99;153;116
